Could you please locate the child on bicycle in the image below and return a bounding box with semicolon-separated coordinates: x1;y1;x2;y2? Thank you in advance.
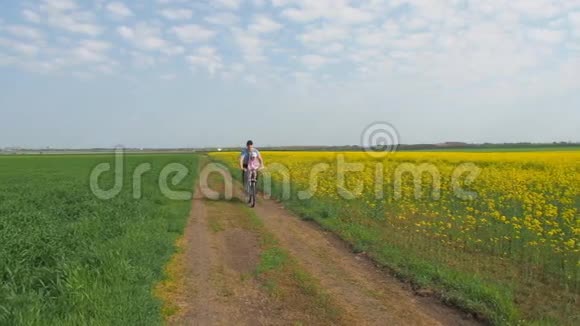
240;140;264;181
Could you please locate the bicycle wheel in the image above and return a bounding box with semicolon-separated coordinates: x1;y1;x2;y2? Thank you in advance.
245;173;251;203
249;182;256;207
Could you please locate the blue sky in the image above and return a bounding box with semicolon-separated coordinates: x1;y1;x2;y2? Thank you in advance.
1;0;579;148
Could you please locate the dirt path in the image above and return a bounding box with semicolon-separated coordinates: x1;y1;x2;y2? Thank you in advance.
246;188;476;325
165;178;478;325
169;187;282;325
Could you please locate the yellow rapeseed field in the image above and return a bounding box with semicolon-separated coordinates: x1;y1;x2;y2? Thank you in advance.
212;151;579;288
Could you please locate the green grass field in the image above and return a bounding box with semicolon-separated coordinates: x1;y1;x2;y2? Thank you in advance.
0;154;198;325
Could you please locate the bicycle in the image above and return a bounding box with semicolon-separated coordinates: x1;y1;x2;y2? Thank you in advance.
244;165;259;208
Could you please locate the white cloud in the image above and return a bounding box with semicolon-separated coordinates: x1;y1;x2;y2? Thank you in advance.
356;29;387;47
300;54;330;68
72;40;111;62
281;8;319;22
507;0;564;20
299;25;348;44
157;0;188;4
118;24;167;50
233;29;266;62
249;15;282;34
391;33;432;50
213;0;242;10
187;46;223;76
106;2;133;18
94;62;117;74
405;0;456;23
130;51;156;68
0;37;39;56
570;11;580;36
117;26;134;39
160;8;193;20
0;22;117;75
528;28;566;43
4;25;43;40
171;25;216;43
52;19;102;36
44;0;77;11
3;0;580;99
401;16;430;31
79;40;110;52
320;42;344;53
162;45;185;56
28;1;103;36
205;12;239;25
279;0;374;24
252;0;266;7
22;10;41;23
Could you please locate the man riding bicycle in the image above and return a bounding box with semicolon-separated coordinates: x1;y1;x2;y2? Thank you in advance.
240;140;264;182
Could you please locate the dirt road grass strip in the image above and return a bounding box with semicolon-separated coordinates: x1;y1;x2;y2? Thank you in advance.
156;169;348;325
242;207;345;324
209;198;346;324
206;168;347;324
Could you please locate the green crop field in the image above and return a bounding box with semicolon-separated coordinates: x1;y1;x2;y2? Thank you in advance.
0;154;198;325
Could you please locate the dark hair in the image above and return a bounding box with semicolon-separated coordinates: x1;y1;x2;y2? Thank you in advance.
246;140;253;146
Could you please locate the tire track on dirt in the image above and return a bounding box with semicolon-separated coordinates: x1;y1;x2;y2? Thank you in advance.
234;186;477;326
172;185;282;325
170;188;217;325
169;183;347;325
